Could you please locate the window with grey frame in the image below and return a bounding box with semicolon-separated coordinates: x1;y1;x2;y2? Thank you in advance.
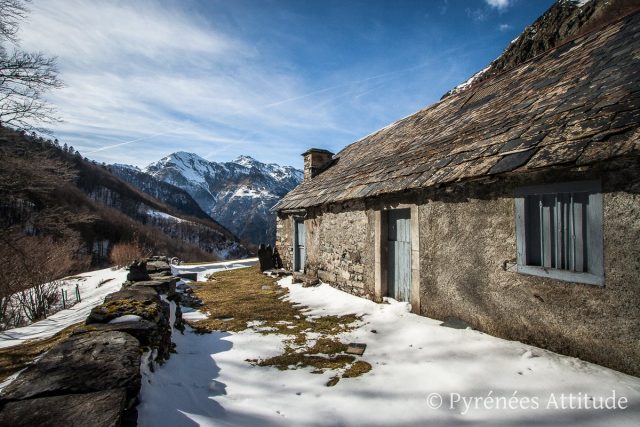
515;181;604;286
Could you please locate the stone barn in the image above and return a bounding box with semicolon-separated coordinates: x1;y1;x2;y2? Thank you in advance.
274;11;640;376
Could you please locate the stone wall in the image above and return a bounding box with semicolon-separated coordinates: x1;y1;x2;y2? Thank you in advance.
417;161;640;377
277;200;376;298
275;213;294;269
0;257;183;426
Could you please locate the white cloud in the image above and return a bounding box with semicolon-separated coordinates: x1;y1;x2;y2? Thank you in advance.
15;0;347;167
499;23;512;31
485;0;511;10
12;0;492;169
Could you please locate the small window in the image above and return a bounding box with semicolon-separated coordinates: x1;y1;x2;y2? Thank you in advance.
515;181;604;286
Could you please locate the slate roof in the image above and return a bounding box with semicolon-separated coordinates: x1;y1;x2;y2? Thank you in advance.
276;11;640;211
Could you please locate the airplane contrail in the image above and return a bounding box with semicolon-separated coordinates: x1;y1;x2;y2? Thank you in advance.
84;127;185;154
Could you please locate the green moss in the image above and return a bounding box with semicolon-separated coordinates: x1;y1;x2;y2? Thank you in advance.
93;298;159;321
342;361;372;378
326;376;340;387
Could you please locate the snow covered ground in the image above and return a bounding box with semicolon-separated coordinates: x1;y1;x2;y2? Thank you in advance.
171;258;258;281
0;267;127;349
137;276;640;427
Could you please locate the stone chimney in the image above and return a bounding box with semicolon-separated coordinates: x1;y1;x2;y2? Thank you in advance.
302;148;333;181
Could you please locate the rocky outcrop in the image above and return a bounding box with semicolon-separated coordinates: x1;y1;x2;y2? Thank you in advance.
1;331;141;403
143;152;302;245
0;255;184;426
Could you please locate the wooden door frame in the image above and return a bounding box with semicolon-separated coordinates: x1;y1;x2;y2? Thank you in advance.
374;204;421;313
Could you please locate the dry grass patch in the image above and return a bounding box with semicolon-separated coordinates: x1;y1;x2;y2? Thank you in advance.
0;323;82;382
188;265;370;385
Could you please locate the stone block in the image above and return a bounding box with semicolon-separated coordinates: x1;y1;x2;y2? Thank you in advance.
87;288;164;325
145;260;171;274
0;331;141;404
126;260;149;282
74;319;160;347
125;277;177;297
0;389;128;427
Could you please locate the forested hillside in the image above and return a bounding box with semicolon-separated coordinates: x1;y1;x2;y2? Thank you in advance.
0;127;249;276
109;163;214;222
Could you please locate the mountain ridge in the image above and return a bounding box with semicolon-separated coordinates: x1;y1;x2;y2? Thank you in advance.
0;127;249;265
115;152;302;245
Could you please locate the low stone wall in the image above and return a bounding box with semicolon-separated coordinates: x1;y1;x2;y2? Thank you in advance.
0;257;183;427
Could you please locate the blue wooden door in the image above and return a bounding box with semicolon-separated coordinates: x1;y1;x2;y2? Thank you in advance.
388;209;411;302
295;220;305;272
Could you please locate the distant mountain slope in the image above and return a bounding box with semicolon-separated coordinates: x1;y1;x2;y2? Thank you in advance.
444;0;639;98
110;163;215;222
0;127;248;264
144;152;302;245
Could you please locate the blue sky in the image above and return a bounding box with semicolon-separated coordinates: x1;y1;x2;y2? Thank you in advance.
19;0;554;169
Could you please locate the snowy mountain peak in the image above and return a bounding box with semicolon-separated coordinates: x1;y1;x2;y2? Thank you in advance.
141;151;302;244
167;151;209;164
233;155;259;167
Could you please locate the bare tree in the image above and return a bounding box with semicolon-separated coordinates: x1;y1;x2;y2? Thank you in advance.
0;231;89;327
110;238;150;267
0;0;62;131
0;0;27;43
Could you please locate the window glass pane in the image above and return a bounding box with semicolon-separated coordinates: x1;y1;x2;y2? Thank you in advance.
541;194;556;268
516;181;602;285
525;195;541;266
573;192;589;272
523;190;591;273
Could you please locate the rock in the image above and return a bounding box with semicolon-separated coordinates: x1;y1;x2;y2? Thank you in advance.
176;272;197;281
87;288;163;324
292;272;320;287
73;320;160;347
179;292;202;308
0;331;140;404
440;316;471;330
105;287;158;302
86;288;172;361
0;389;128;427
264;269;290;278
258;244;275;271
145;260;171;274
127;260;150;282
150;271;172;279
174;302;185;333
125;277;177;297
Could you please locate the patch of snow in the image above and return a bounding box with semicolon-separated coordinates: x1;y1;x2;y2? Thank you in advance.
138;275;640;426
112;163;141;171
451;65;491;94
566;0;590;6
0;267;127;349
145;208;185;223
108;314;142;324
233;155;258;168
231;186;276;200
171;258;258;282
182;310;209;321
